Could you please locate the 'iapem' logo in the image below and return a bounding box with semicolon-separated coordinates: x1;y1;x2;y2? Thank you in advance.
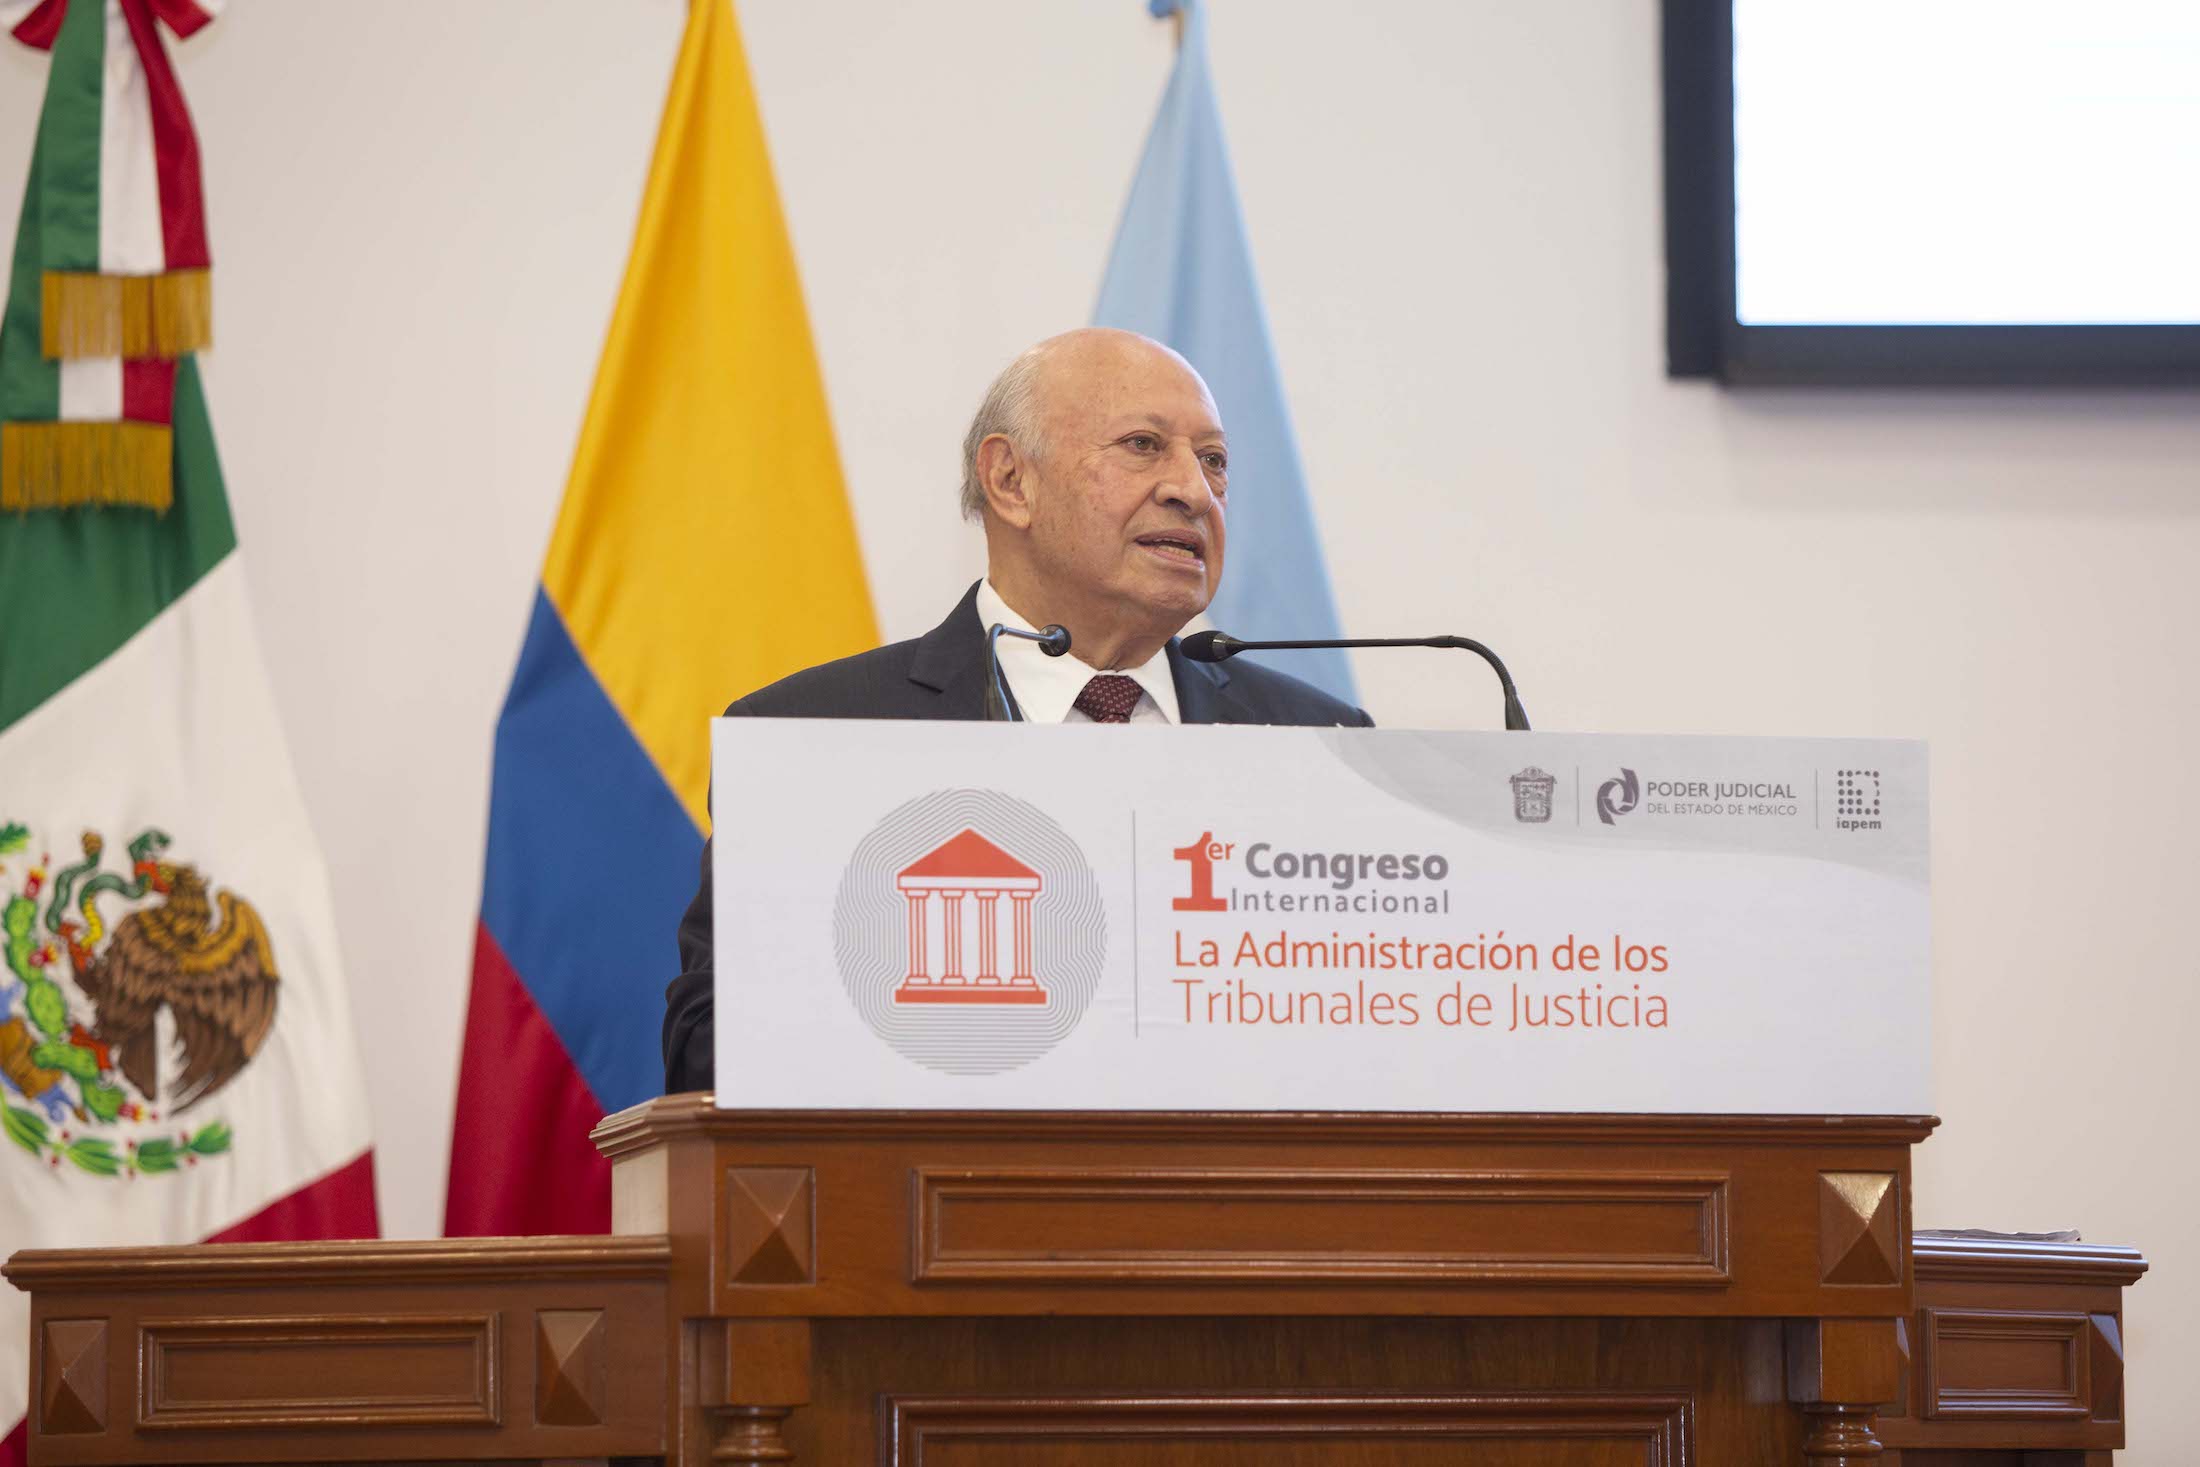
832;790;1104;1074
1596;767;1640;825
1835;768;1884;831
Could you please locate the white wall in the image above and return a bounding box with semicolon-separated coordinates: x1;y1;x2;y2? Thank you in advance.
4;3;2193;1459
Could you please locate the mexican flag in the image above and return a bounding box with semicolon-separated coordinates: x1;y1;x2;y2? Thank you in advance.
0;2;377;1461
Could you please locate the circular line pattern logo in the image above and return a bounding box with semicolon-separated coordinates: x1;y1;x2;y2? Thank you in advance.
831;790;1105;1075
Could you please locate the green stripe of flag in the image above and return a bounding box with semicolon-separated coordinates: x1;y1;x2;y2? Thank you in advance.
38;0;103;274
1;0;233;737
0;356;237;735
0;130;60;422
0;0;99;423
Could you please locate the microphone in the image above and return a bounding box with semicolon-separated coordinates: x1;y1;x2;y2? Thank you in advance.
1181;629;1530;731
984;622;1073;722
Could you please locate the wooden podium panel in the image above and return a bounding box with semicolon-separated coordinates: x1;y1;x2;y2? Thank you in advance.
1881;1235;2147;1459
600;1100;1928;1465
3;1236;670;1465
813;1318;1762;1465
2;1099;2149;1467
595;1102;1933;1321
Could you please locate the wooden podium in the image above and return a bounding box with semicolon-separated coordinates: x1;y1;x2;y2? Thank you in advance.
6;1096;2147;1467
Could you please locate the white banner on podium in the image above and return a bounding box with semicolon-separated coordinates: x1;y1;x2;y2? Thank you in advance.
711;722;1929;1114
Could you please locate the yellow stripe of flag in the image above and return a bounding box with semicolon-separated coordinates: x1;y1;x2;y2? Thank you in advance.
542;0;876;832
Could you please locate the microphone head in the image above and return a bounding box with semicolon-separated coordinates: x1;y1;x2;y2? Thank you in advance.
1037;624;1072;657
1179;629;1241;663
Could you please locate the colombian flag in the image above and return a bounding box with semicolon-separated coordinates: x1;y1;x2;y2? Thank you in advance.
444;0;875;1235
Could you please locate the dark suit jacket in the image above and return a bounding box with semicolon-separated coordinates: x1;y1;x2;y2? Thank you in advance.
662;581;1372;1093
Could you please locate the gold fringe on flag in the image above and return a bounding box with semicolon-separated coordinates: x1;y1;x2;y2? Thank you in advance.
39;269;212;360
1;421;174;513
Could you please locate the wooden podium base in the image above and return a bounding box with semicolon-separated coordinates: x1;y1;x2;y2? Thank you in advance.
2;1100;2147;1467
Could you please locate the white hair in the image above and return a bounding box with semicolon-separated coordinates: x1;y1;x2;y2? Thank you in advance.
958;330;1203;520
958;346;1049;522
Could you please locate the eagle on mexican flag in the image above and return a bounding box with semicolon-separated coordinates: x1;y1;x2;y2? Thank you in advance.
0;2;378;1460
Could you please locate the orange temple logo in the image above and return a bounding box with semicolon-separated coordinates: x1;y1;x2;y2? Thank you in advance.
834;791;1103;1072
892;828;1050;1006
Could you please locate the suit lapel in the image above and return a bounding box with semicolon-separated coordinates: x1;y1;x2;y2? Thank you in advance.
1169;641;1259;725
907;581;993;719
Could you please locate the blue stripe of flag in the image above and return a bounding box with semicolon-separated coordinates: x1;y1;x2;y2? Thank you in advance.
479;590;703;1115
1094;0;1359;706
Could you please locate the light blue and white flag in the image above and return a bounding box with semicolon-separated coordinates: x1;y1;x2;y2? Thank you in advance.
1095;0;1358;705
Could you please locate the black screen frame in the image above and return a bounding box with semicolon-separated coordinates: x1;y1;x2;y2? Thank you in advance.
1661;0;2200;387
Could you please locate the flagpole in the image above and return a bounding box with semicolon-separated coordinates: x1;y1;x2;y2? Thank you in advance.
1152;0;1184;50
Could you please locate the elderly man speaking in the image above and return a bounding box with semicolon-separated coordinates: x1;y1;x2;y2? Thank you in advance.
662;328;1370;1092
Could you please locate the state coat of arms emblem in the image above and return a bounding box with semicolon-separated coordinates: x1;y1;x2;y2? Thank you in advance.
1510;767;1557;823
0;823;275;1178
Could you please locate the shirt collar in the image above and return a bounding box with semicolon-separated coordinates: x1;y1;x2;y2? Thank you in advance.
974;580;1180;724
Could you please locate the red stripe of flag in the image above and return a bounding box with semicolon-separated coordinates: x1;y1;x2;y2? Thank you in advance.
145;0;214;39
115;0;209;270
444;921;611;1236
206;1150;380;1244
121;358;175;423
7;0;63;50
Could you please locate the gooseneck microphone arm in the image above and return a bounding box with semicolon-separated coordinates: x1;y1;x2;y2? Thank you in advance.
1180;630;1530;731
984;622;1074;722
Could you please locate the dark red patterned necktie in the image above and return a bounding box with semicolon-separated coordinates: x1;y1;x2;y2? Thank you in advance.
1073;674;1144;723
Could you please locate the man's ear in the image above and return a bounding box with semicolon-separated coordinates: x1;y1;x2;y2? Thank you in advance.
976;435;1036;530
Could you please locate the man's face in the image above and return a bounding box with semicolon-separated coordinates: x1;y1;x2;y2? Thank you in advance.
1021;340;1228;639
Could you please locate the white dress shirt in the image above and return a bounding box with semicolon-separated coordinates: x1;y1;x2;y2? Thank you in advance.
975;580;1181;725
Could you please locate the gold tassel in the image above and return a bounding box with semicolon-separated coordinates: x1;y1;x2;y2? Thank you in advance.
149;268;213;358
41;273;124;358
39;269;212;360
1;421;174;513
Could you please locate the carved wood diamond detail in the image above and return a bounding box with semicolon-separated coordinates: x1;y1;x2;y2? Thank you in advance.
39;1318;107;1434
2090;1312;2124;1424
1819;1171;1901;1286
534;1309;608;1427
724;1166;815;1285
